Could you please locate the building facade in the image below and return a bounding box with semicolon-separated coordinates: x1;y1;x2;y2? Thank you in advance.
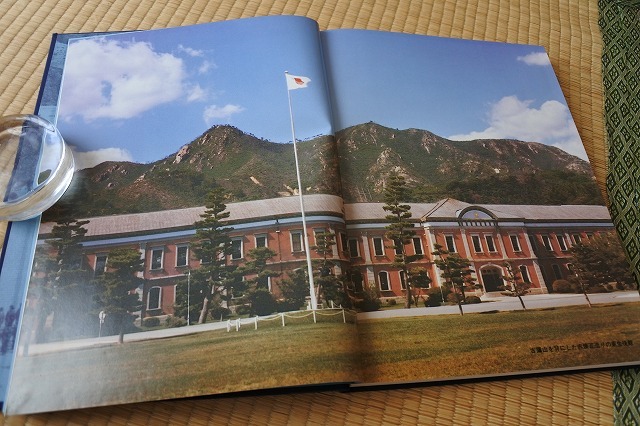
345;199;614;300
37;195;615;318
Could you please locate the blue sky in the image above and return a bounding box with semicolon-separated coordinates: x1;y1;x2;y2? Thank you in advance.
56;15;586;169
58;16;331;168
322;29;585;159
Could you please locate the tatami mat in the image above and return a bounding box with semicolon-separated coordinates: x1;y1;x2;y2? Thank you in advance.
0;0;618;424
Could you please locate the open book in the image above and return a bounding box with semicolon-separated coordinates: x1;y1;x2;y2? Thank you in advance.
1;15;638;415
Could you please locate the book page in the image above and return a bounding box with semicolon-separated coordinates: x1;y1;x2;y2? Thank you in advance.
321;29;640;385
4;16;359;415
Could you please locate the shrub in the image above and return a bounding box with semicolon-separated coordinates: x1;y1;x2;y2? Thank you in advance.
464;295;482;304
355;287;381;312
424;287;450;307
142;317;160;328
387;298;397;306
276;300;304;313
587;285;608;294
235;304;251;316
552;279;573;293
210;306;231;321
249;288;278;316
446;293;460;304
165;316;187;328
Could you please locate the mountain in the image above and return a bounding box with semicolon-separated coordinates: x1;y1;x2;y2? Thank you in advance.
43;122;603;222
43;125;340;221
335;122;602;205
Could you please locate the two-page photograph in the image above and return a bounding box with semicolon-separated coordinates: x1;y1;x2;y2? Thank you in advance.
2;15;639;415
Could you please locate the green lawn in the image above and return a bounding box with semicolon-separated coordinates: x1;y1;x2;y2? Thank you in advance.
7;319;359;414
6;303;640;414
357;302;640;383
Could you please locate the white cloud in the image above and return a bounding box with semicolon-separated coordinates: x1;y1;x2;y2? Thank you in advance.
517;52;551;66
178;44;204;57
198;60;214;74
59;38;186;121
203;104;245;124
72;147;134;169
448;95;586;159
186;84;206;102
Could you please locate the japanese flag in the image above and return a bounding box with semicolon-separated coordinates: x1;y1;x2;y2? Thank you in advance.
286;73;311;90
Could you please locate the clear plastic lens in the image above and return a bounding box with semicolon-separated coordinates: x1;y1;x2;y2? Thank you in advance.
0;115;74;221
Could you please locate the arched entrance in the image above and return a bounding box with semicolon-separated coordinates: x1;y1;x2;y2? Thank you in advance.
481;266;503;292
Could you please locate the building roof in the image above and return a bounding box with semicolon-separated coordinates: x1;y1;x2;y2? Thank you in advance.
344;198;612;223
39;195;612;239
39;194;345;238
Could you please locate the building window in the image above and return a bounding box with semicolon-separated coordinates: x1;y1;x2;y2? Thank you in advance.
231;238;243;260
95;254;108;277
176;245;189;267
485;235;497;252
586;232;594;239
556;234;568;251
373;237;385;256
313;228;326;244
400;271;407;290
394;240;403;255
529;235;537;251
445;235;457;253
340;232;349;253
510;235;521;252
255;234;268;248
519;265;531;283
541;235;552;251
348;238;360;258
291;231;304;252
572;234;582;245
412;237;424;255
147;286;161;310
378;271;390;291
471;235;483;253
150;248;164;270
551;264;562;280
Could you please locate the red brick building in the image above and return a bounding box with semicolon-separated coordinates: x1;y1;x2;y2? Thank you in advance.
345;198;613;300
37;194;615;318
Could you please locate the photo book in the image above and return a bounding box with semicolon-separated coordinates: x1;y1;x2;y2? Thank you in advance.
0;15;638;415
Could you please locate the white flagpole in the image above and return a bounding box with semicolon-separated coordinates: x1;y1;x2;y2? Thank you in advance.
285;71;317;311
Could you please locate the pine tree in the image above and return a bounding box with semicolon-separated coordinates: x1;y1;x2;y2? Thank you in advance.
96;248;144;344
190;188;235;323
432;244;475;315
279;269;311;311
311;231;344;307
47;217;93;339
241;247;281;315
502;262;530;310
383;172;424;308
569;231;637;305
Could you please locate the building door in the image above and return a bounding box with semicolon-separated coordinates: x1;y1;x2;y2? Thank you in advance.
481;267;503;292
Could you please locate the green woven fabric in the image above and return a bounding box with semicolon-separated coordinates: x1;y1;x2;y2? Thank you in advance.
599;0;640;424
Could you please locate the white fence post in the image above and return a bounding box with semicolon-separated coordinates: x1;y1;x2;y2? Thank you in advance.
226;320;231;332
254;316;258;330
342;309;346;323
313;309;317;324
281;312;285;327
235;319;240;331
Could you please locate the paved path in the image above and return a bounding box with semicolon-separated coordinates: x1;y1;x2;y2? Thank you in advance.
18;291;640;355
358;291;640;320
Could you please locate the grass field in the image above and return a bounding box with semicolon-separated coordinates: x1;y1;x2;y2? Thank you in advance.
7;319;359;414
6;302;639;414
357;302;640;383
